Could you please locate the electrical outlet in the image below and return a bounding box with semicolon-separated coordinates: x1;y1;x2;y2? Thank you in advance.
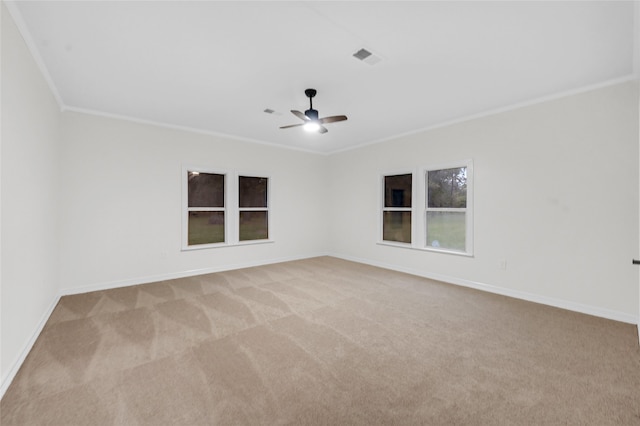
498;259;507;270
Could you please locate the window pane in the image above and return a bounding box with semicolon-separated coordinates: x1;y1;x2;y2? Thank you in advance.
427;167;466;208
239;211;268;241
426;211;465;251
188;172;224;208
383;211;411;243
188;211;225;245
239;176;268;208
384;174;412;207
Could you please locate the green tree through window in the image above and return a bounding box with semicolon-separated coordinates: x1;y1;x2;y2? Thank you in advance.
426;166;468;252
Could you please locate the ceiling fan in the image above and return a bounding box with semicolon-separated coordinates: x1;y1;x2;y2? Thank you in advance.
280;89;347;134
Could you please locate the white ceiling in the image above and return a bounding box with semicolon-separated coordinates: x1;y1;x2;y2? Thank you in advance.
7;1;638;154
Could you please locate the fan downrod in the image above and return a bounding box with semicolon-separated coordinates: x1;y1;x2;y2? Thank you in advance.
279;88;347;133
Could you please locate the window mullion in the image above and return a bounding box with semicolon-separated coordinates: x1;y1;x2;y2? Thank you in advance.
227;172;238;245
425;207;467;213
381;173;413;244
238;175;270;242
239;207;269;212
188;207;225;212
183;168;227;248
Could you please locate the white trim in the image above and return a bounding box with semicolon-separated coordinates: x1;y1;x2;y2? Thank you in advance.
328;75;639;156
181;167;273;249
4;0;636;158
59;252;327;296
3;1;65;109
0;0;3;402
63;106;323;156
62;77;640;158
376;241;474;258
637;7;640;344
379;161;474;256
180;239;275;252
182;166;228;249
234;239;274;247
331;253;639;325
380;171;414;244
238;173;271;243
376;241;413;250
0;293;60;400
0;252;327;400
633;0;640;78
2;252;637;402
423;160;474;256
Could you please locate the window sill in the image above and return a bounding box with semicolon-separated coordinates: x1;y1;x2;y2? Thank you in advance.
377;241;473;258
182;239;274;251
236;239;275;247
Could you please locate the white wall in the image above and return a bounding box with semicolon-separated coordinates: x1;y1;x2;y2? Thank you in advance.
58;112;329;292
328;81;640;321
1;2;62;385
1;2;329;391
2;0;639;398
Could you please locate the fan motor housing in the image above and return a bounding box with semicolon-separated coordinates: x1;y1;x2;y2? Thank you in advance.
305;109;319;120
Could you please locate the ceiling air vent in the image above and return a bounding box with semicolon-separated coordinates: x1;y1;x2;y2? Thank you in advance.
264;108;282;116
353;48;371;60
352;48;381;65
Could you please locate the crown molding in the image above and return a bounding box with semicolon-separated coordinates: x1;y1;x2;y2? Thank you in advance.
3;0;65;110
62;105;324;156
634;0;639;77
327;75;639;156
5;0;638;158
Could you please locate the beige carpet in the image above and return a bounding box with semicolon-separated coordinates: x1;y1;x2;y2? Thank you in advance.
2;256;639;425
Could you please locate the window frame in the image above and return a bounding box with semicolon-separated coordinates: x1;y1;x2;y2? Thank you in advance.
377;160;473;257
422;160;473;256
182;165;273;251
379;171;416;246
182;166;228;250
237;173;271;244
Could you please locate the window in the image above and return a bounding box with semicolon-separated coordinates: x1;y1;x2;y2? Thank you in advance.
382;173;412;244
186;171;226;246
425;162;473;254
183;167;272;250
239;176;269;241
378;160;473;256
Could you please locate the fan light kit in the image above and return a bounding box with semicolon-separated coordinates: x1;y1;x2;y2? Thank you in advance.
280;89;347;134
304;121;321;132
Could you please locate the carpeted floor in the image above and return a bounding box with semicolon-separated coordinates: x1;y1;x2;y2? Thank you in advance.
2;256;640;425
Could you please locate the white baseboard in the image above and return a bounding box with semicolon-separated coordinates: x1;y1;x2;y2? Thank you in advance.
59;252;329;296
3;251;636;401
0;294;61;400
1;252;328;401
331;253;639;325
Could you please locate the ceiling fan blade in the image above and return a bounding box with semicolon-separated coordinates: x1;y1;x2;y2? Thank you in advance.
291;110;309;121
319;115;348;124
280;91;345;133
279;123;305;129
